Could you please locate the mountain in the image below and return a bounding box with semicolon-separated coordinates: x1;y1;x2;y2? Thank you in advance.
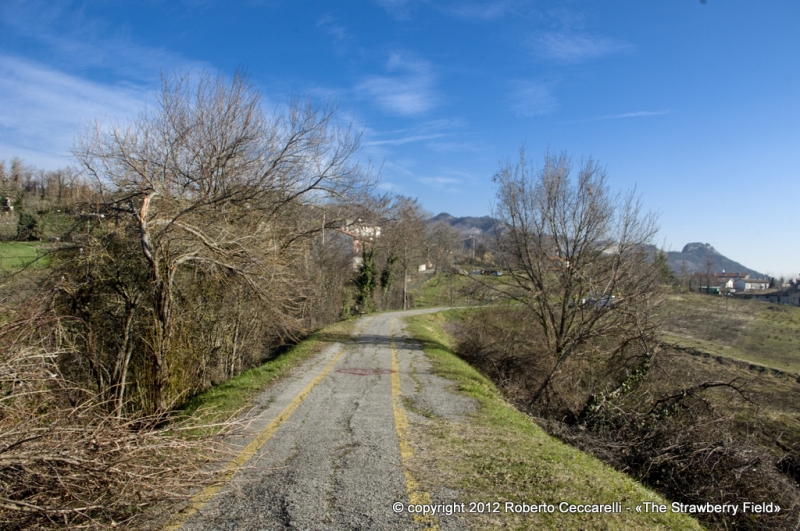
427;213;502;237
428;214;764;278
664;242;764;278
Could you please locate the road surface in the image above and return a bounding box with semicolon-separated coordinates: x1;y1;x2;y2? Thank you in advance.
166;308;474;531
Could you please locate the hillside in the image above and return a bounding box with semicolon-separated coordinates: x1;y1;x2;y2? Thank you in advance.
429;212;764;277
665;242;764;277
427;212;501;237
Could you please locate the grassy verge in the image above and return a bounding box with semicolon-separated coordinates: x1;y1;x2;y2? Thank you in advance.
403;310;702;531
178;318;357;433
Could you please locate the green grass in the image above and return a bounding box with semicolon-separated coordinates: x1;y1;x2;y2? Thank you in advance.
178;319;357;434
0;241;51;269
403;311;703;531
661;292;800;373
410;271;507;308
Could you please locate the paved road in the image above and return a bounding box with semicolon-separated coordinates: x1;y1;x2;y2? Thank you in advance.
168;309;473;531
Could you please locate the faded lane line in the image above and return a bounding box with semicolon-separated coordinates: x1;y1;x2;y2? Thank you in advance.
162;327;362;531
390;318;440;531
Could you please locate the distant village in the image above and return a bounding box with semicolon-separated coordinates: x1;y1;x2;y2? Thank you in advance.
695;271;800;306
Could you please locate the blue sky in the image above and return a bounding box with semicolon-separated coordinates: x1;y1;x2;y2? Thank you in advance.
1;0;798;276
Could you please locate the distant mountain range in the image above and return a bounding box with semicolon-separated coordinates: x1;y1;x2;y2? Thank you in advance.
663;243;764;278
428;213;764;278
427;213;501;236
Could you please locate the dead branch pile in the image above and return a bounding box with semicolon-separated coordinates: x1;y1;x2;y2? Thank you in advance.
0;300;223;530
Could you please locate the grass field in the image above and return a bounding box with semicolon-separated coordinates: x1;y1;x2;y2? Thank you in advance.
403;311;702;531
660;291;800;373
410;271;508;308
0;241;50;269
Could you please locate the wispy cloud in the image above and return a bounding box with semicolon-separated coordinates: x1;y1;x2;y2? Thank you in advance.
599;110;672;119
445;0;521;20
356;53;440;116
427;140;482;153
371;0;427;20
529;32;633;63
0;56;149;167
364;133;446;147
565;110;674;124
509;81;558;117
0;0;201;83
316;14;348;41
419;175;461;187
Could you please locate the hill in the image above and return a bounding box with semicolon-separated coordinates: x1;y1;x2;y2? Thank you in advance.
427;212;501;236
665;242;764;277
428;214;764;277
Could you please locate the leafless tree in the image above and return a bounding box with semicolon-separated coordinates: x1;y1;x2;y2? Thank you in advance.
377;196;428;310
426;221;462;273
71;70;372;413
703;251;716;294
490;149;662;407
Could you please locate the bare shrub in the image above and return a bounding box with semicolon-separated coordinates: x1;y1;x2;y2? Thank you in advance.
0;295;224;530
453;310;800;530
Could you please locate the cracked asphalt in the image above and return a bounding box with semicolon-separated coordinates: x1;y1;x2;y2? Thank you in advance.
175;308;473;531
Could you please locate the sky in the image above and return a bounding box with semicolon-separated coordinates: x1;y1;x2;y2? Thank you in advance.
0;0;798;277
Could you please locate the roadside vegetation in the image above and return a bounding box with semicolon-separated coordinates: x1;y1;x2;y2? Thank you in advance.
179;318;357;434
445;304;800;531
403;311;702;531
0;70;441;529
400;150;800;531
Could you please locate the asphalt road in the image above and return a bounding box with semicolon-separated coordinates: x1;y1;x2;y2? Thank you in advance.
169;308;473;531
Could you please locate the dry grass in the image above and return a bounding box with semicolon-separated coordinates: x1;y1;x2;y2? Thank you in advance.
660;292;800;373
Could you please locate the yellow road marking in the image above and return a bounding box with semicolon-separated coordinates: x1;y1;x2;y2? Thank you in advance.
390;318;440;531
163;344;348;530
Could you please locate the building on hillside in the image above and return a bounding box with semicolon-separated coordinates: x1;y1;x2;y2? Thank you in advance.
694;271;733;294
333;219;381;270
714;271;749;292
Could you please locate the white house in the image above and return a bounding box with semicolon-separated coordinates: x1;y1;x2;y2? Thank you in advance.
734;278;770;291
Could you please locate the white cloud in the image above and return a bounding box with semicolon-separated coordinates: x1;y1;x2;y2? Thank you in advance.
530;32;633;63
0;0;203;83
509;81;558;116
599;110;672;119
565;110;674;124
427;140;482;153
316;14;348;41
371;0;427;20
356;53;440;116
0;56;149;168
446;0;521;20
364;133;446;147
419;175;461;187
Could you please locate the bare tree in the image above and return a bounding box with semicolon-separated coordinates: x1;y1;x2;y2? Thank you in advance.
703;251;716;294
378;196;428;310
72;71;371;413
490;149;662;407
426;221;462;273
